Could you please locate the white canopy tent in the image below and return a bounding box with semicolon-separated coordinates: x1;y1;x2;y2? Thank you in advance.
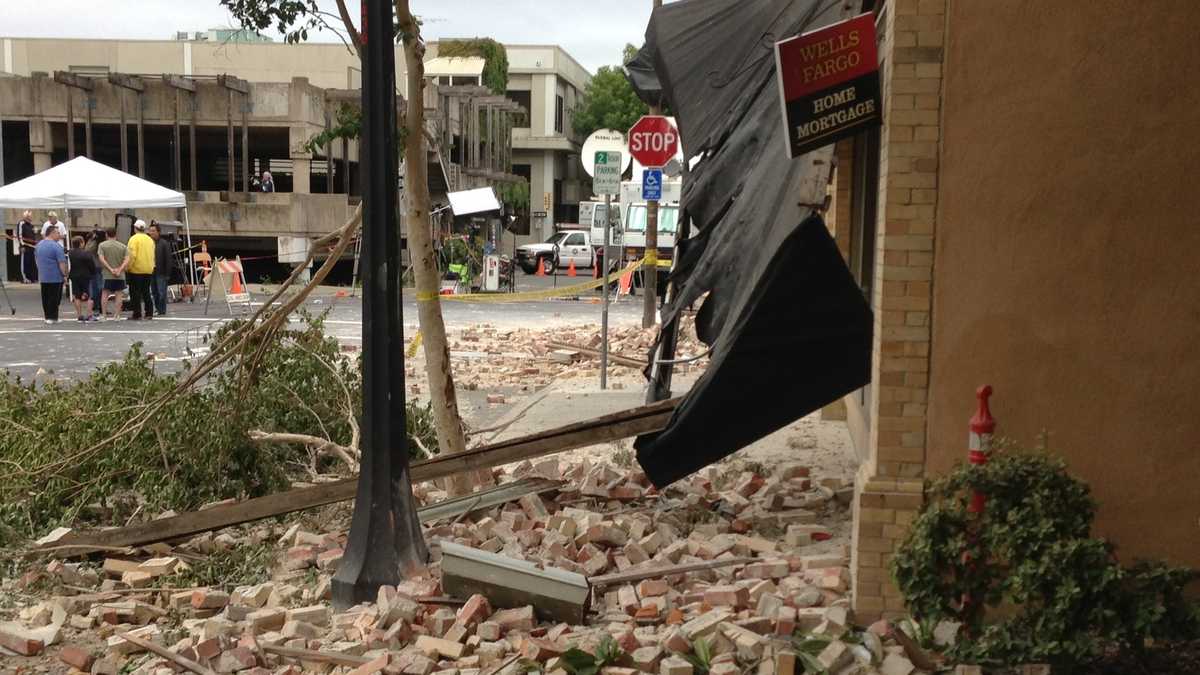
0;156;195;286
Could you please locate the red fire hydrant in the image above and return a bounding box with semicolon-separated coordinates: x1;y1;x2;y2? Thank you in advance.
968;385;995;514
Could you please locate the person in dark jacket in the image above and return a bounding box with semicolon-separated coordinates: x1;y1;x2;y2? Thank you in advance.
67;236;98;322
149;222;175;317
18;211;38;283
85;228;106;318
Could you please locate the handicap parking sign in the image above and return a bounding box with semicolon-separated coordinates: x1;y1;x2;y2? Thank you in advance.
642;169;663;200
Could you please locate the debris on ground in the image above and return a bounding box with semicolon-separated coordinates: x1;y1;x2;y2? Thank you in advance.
0;449;890;674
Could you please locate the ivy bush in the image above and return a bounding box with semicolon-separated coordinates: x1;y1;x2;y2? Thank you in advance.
0;314;436;549
891;446;1200;671
439;38;509;95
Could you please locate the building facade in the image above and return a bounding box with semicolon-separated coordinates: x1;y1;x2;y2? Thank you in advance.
0;36;589;273
821;0;1200;620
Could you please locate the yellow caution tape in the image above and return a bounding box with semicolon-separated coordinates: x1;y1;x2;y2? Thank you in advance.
415;290;441;302
644;250;658;264
434;260;644;303
406;331;423;358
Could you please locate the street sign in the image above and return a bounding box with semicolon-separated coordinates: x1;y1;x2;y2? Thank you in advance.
581;129;632;177
774;12;882;158
628;116;679;168
593;150;622;196
642;168;663;200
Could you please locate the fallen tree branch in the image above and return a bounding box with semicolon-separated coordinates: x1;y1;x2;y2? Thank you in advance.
247;431;358;472
39;399;678;555
22;205;362;483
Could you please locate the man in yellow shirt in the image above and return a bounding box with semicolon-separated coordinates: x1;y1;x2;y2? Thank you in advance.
125;220;157;320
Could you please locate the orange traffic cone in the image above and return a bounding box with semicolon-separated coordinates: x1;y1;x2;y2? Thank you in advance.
567;258;577;277
230;270;244;295
618;266;634;296
536;258;546;277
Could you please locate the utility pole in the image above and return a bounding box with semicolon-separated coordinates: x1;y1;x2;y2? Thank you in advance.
332;0;428;609
642;0;665;329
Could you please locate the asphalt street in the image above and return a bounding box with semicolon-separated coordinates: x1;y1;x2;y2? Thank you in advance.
0;268;644;382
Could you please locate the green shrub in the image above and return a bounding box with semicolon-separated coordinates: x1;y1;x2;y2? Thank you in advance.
891;447;1200;671
0;313;436;549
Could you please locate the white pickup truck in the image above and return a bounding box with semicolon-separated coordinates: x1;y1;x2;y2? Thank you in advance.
514;229;597;275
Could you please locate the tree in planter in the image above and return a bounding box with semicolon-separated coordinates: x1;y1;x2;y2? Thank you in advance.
890;445;1200;671
220;0;480;496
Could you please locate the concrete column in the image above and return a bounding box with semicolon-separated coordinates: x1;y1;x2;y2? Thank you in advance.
29;118;52;173
289;124;314;195
292;158;311;194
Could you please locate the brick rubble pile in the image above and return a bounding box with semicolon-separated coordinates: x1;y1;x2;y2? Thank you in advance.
0;457;950;675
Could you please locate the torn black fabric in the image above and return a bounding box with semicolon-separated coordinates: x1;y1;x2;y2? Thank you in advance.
633;0;874;487
624;43;663;108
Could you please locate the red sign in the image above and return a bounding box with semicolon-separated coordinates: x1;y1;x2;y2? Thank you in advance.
774;13;882;158
627;116;679;168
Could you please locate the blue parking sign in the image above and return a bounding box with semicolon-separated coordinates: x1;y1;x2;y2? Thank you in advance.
642;169;663;200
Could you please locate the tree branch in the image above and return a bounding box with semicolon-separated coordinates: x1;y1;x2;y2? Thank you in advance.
332;0;362;58
248;430;358;472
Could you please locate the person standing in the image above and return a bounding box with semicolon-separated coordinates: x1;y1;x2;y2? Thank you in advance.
125;220;156;320
97;227;129;321
85;228;105;318
67;236;98;322
148;222;175;317
18;211;38;284
34;228;67;324
260;171;275;192
41;211;68;247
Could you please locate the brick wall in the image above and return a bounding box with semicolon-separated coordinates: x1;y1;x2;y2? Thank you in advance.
820;138;857;423
849;0;946;621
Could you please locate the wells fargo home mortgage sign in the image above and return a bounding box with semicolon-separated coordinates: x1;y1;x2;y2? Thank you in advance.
774;13;883;158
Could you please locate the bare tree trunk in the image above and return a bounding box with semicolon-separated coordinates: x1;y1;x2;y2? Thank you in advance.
396;0;473;497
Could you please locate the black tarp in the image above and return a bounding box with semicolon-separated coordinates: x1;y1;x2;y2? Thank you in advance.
633;0;875;487
624;43;662;108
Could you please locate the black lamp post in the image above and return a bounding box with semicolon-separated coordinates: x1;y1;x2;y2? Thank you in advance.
332;0;429;609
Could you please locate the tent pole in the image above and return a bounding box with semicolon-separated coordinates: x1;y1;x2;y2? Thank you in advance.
184;206;196;293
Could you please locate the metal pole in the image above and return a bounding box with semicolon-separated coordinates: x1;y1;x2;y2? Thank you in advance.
332;0;427;610
643;0;663;328
0;114;6;187
601;194;611;389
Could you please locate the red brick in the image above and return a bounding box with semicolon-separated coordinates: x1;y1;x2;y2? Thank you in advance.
57;645;94;670
456;594;492;626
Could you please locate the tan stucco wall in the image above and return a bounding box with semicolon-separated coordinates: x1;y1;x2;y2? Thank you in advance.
929;2;1200;567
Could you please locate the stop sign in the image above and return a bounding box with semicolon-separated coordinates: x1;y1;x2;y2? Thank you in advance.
627;116;679;168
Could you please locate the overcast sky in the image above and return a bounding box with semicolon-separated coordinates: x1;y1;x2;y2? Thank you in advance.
2;0;658;74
